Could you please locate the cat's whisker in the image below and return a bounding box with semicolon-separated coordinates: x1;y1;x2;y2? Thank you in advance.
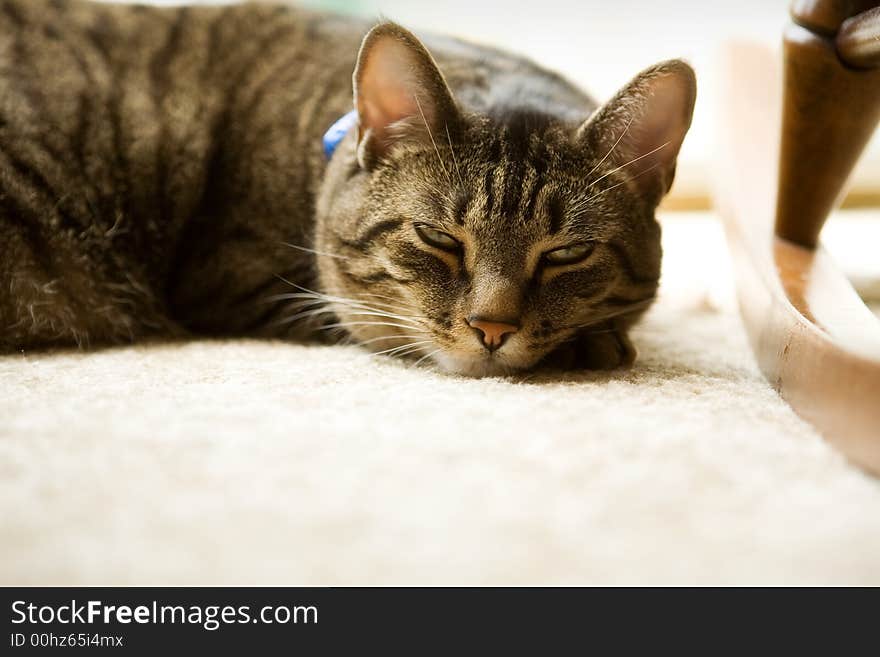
413;347;443;368
393;343;436;358
284;304;331;319
270;296;331;317
318;297;428;325
273;280;416;314
445;123;465;189
358;333;430;347
371;339;434;357
579;161;664;206
354;291;407;304
571;327;622;337
273;295;428;333
584;141;670;192
353;292;421;314
294;304;426;331
280;241;352;261
384;348;426;361
566;297;656;330
583;115;635;181
345;293;424;317
323;320;424;332
268;299;333;326
414;177;449;202
331;309;426;328
262;292;327;305
414;94;452;185
270;283;427;323
276;305;337;326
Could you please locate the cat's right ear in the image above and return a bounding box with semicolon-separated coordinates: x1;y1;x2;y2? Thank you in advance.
353;22;461;169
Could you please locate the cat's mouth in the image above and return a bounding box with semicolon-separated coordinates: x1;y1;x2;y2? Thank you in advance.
426;341;545;377
430;350;515;377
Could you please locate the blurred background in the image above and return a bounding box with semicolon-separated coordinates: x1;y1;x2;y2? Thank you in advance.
106;0;880;210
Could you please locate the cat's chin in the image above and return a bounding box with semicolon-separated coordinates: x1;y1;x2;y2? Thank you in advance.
429;351;533;378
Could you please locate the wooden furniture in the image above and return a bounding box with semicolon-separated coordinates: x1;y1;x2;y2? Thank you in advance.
715;1;880;475
777;1;880;247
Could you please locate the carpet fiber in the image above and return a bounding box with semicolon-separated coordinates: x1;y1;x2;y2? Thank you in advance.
2;213;879;585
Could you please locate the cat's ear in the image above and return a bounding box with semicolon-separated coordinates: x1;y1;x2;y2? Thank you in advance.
353;22;461;168
577;59;696;202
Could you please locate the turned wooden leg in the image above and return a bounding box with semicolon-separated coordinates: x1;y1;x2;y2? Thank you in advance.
776;1;880;248
714;6;880;475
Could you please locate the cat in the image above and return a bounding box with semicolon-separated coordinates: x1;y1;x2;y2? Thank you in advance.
0;0;695;377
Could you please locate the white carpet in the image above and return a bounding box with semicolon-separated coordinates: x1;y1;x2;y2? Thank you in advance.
2;213;880;585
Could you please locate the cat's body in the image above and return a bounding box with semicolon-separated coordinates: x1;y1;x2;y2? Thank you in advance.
0;0;695;375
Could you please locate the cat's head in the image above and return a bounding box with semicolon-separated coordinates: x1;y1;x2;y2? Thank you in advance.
314;22;695;376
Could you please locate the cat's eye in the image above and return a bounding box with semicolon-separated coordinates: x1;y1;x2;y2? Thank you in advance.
542;243;594;266
415;224;460;252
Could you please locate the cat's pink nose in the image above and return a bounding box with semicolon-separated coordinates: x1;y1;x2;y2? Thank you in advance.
467;317;519;352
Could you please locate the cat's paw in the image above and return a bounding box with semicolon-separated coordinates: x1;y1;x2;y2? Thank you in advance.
576;330;636;370
549;330;637;371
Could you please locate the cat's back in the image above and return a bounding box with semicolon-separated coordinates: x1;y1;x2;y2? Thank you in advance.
0;0;359;350
0;0;357;263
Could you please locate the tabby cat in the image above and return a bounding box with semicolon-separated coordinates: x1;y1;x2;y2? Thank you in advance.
0;0;695;376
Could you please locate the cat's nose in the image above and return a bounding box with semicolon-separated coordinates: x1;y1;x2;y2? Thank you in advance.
467;316;519;352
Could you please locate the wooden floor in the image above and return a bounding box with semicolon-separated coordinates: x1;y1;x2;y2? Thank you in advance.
715;43;880;476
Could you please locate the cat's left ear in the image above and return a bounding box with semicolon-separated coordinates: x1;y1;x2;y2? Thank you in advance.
353;22;461;169
577;60;696;202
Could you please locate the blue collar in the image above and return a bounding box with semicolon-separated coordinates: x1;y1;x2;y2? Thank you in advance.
323;110;359;159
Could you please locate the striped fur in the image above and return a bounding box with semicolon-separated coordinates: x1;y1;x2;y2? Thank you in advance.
0;0;695;376
0;0;360;349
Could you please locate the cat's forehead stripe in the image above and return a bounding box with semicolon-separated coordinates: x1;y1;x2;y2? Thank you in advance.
452;188;471;225
523;175;546;229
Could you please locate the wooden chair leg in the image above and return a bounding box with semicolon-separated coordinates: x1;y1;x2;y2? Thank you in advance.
777;13;880;247
715;39;880;476
714;1;880;475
